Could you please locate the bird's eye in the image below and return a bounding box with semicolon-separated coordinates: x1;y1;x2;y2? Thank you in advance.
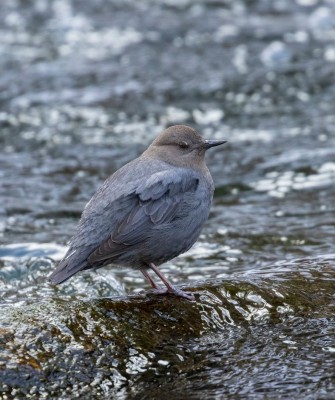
179;141;189;149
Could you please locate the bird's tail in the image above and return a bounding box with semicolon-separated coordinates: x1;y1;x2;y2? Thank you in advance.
48;248;92;284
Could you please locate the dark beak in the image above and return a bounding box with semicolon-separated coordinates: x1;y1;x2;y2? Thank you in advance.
203;139;227;149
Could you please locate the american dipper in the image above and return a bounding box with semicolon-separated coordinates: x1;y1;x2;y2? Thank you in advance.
49;125;226;300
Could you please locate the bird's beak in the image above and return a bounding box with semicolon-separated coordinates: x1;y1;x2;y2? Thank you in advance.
203;139;227;149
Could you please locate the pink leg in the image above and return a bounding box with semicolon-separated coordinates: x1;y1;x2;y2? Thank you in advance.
141;269;169;295
148;262;195;301
141;269;159;289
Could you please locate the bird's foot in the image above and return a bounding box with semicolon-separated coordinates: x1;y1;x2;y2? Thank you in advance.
151;287;195;301
147;263;196;301
170;287;196;301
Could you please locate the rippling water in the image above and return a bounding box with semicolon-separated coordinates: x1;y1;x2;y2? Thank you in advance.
1;0;335;398
0;256;334;398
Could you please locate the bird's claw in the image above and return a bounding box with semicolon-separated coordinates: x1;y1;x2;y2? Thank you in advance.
150;287;196;301
171;288;196;301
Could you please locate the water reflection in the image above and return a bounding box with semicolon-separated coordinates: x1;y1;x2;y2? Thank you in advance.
251;162;335;198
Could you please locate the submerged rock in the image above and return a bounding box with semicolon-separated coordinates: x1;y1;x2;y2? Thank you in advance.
0;255;334;398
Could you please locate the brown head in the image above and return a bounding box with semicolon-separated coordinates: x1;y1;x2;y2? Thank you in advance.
143;125;227;169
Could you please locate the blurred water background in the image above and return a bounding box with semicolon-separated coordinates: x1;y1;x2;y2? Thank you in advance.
0;0;335;398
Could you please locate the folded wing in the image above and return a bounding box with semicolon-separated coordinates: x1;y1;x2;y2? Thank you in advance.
88;171;199;263
49;167;199;284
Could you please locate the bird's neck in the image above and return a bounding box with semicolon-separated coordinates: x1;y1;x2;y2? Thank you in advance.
142;146;208;171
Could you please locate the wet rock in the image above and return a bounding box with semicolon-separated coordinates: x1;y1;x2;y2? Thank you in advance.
0;256;334;398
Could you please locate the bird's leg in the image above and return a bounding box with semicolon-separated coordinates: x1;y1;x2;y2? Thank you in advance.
141;269;159;289
141;268;169;295
148;262;195;301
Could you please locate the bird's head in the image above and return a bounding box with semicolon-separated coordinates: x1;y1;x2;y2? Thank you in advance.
144;125;227;168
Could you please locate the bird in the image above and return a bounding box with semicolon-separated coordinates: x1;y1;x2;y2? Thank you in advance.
49;125;226;300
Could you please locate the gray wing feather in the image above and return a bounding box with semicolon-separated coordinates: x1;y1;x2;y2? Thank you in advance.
49;162;199;283
87;171;199;263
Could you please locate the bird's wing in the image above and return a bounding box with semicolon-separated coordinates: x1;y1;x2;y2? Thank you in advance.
49;165;200;284
87;169;199;264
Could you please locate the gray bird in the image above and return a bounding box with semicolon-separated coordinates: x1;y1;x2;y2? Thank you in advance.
49;125;226;300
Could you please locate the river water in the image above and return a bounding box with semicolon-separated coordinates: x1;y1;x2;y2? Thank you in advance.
0;0;335;398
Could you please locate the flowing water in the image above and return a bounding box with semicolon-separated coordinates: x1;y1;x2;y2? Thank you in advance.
0;0;335;398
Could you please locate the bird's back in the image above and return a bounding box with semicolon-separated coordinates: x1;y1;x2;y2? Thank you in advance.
49;157;214;284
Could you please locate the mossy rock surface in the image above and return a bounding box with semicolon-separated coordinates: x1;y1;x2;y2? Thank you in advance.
1;255;334;398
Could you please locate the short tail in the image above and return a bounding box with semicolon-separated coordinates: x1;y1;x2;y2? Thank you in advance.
48;248;92;284
49;261;87;284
